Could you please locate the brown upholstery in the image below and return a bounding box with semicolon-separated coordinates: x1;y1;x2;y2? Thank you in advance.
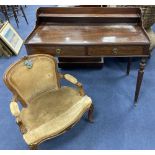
20;86;89;131
23;94;91;145
4;55;60;106
3;54;93;149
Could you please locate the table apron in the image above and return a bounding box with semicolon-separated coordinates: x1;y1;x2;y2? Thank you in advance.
25;45;150;57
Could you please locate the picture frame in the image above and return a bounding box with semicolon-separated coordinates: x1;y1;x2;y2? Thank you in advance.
0;21;23;55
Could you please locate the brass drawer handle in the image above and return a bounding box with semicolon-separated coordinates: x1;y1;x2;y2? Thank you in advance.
56;48;61;55
112;48;118;55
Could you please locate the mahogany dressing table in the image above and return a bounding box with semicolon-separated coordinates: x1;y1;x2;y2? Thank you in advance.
25;7;150;104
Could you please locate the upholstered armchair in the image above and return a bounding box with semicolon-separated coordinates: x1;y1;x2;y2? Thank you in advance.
3;54;93;150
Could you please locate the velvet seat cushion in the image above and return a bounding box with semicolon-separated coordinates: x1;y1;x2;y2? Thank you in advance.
19;86;92;145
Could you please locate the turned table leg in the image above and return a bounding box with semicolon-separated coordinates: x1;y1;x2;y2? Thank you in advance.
127;57;131;75
134;58;146;103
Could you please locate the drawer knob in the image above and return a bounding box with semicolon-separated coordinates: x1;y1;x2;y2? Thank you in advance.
56;48;61;55
112;48;118;55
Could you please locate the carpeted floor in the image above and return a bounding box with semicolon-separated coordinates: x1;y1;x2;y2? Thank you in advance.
0;5;155;150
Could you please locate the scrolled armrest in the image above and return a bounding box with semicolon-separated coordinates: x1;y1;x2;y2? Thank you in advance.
61;73;85;96
64;74;78;84
10;97;27;134
10;101;20;117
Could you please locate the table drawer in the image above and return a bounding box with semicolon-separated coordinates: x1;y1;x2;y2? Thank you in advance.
26;46;85;56
88;46;146;56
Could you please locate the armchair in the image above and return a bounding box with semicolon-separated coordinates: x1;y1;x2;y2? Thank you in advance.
4;54;93;149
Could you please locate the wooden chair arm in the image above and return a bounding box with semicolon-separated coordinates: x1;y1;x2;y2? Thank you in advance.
60;73;85;96
64;74;78;84
10;101;20;117
10;97;27;134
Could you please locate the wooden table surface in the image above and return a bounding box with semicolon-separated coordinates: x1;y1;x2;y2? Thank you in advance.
27;24;149;45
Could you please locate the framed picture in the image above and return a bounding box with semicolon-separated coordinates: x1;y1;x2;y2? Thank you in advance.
0;21;23;55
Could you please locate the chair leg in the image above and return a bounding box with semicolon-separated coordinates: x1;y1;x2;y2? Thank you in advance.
148;53;151;59
88;104;94;123
29;144;38;150
2;6;10;22
20;6;28;24
11;6;19;28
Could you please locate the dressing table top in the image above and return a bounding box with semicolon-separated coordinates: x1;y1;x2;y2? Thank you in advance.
27;23;149;45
